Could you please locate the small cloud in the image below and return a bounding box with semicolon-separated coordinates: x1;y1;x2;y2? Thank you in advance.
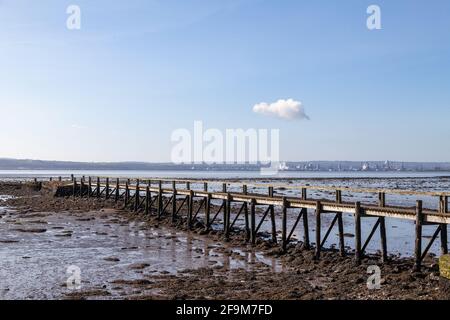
71;124;87;130
253;99;310;120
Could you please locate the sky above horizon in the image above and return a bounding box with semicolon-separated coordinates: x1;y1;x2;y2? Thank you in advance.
1;0;449;163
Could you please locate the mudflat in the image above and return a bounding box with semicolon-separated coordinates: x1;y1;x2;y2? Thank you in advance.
0;182;443;300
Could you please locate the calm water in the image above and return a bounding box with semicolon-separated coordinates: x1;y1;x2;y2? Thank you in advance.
1;169;450;179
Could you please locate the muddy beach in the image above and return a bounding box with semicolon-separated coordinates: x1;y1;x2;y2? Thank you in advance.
0;181;445;300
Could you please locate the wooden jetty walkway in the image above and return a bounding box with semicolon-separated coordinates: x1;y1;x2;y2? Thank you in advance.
44;176;450;271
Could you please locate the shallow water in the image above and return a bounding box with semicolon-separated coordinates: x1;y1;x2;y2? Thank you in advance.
1;169;450;180
0;208;283;300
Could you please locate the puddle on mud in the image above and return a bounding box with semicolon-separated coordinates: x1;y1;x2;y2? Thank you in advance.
0;208;284;300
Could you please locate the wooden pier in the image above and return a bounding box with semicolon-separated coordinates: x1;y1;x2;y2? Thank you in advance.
52;176;450;271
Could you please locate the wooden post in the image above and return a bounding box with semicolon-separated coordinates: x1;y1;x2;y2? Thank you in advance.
336;190;342;204
315;201;321;259
125;181;129;205
378;192;385;207
115;180;121;202
96;177;100;198
88;177;92;198
134;179;140;212
172;181;177;223
281;197;288;252
337;213;345;256
414;200;423;271
73;177;77;197
379;217;388;262
203;182;209;229
269;187;277;243
58;176;62;182
205;193;211;230
354;202;362;264
445;196;448;213
222;183;227;233
158;180;162;219
145;185;150;215
105;178;110;199
49;177;53;182
440;196;448;255
71;174;74;182
302;188;307;200
302;208;310;250
250;199;256;245
225;193;231;240
243;185;250;242
441;224;448;255
188;190;194;229
80;178;84;197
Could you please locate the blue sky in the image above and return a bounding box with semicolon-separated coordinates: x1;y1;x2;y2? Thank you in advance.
0;0;449;162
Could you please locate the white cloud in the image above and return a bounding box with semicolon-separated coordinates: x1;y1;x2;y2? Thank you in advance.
253;99;310;120
71;124;87;130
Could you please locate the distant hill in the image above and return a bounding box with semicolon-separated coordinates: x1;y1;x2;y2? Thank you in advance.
1;158;450;172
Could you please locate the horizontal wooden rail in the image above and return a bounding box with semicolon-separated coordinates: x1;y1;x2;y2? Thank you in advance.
86;176;450;197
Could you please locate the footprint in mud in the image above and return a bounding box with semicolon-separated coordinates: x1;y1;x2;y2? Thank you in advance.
54;230;73;237
121;246;138;250
76;217;95;222
128;263;150;270
12;228;47;233
0;240;19;244
343;233;355;238
104;257;120;262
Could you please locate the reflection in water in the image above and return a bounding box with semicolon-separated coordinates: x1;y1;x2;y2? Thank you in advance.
0;208;286;300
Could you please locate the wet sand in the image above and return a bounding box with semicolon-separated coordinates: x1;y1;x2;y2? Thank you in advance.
0;182;445;300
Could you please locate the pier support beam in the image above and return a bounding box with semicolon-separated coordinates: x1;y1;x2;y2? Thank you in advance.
157;180;162;219
88;177;92;199
315;201;322;260
145;185;150;215
222;183;227;234
380;217;388;262
96;177;100;198
205;193;211;230
124;181;129;205
414;200;423;272
188;190;194;229
105;178;110;200
115;178;119;202
73;178;77;197
250;199;256;245
337;213;345;257
225;193;231;240
172;181;177;223
269;187;277;244
281;197;288;252
134;180;140;212
354;202;362;264
440;196;449;255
